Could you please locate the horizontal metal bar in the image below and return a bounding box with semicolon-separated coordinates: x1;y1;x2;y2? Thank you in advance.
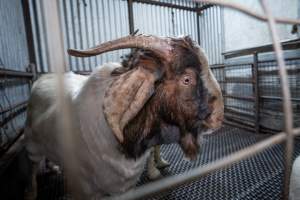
260;96;300;102
224;120;255;132
0;101;28;115
223;39;300;59
132;0;213;13
0;128;24;158
0;67;34;78
258;56;300;64
259;68;300;76
223;94;255;101
211;62;253;68
222;77;254;83
225;114;255;127
0;105;27;127
226;105;255;113
210;64;225;69
107;130;289;200
74;71;92;75
225;108;255;119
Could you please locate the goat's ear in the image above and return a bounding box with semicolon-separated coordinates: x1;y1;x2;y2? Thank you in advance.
103;65;162;143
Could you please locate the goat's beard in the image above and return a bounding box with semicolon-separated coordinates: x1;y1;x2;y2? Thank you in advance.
179;133;199;160
160;123;201;160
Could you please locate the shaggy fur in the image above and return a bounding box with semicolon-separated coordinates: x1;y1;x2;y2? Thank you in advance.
24;35;224;199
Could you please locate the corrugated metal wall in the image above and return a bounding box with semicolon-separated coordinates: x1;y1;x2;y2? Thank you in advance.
198;5;224;65
0;0;30;149
59;0;130;72
133;2;198;39
0;0;30;70
30;0;224;72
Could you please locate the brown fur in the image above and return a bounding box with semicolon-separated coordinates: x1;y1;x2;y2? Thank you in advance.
118;38;211;159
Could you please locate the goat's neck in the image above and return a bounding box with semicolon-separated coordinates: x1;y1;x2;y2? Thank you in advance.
122;97;162;159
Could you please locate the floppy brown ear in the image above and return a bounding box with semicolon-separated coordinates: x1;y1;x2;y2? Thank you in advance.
103;65;162;143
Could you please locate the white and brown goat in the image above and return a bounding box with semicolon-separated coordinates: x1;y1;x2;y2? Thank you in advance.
24;34;224;199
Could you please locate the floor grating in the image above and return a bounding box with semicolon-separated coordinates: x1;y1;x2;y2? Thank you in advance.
35;126;300;200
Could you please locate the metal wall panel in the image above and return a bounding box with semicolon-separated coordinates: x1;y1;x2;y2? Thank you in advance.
198;5;224;65
0;0;31;150
59;0;130;71
133;2;198;42
30;0;204;72
0;0;30;70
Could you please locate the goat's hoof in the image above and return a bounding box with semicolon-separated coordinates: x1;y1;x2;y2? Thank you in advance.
156;158;170;169
147;167;163;180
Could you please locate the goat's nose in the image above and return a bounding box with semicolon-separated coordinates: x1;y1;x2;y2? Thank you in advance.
198;106;212;120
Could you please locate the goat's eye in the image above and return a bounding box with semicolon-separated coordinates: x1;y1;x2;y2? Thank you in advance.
182;75;192;85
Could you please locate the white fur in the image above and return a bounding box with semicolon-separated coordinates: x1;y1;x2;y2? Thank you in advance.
25;63;149;198
290;156;300;200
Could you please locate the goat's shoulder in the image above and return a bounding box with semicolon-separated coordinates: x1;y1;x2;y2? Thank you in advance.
91;62;122;78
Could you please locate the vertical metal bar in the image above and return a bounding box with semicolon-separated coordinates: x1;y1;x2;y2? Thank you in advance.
253;52;260;134
259;1;294;199
127;0;134;34
196;3;201;45
21;0;36;64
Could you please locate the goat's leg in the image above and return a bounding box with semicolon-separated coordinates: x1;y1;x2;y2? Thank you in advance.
24;161;39;200
147;148;162;180
45;158;61;174
154;145;169;169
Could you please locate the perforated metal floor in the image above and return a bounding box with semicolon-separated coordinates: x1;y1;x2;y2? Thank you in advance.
36;126;300;200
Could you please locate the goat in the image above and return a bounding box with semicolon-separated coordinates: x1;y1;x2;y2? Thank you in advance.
120;48;224;179
24;34;224;199
290;156;300;200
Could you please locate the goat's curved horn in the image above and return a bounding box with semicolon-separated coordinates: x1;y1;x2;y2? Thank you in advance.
67;34;172;60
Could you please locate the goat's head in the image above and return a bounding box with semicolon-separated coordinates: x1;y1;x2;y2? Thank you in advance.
68;34;224;160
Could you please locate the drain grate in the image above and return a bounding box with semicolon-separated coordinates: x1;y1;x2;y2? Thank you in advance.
36;126;300;200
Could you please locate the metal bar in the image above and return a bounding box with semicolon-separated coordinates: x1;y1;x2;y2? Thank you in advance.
0;101;28;115
225;114;255;127
224;120;255;132
253;53;260;134
223;94;255;101
259;1;294;199
74;71;92;75
225;108;254;119
192;0;300;25
259;68;300;76
132;0;213;13
210;64;225;69
223;39;300;59
196;3;201;44
212;62;253;68
127;0;134;34
0;68;34;78
29;63;38;81
107;131;287;200
0;106;27;127
226;104;255;112
260;96;300;102
0;128;24;158
21;0;36;64
0;130;24;173
219;77;253;83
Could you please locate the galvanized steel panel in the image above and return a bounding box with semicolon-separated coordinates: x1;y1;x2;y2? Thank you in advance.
0;0;30;71
133;2;197;41
30;0;223;71
0;0;31;148
59;0;130;71
198;5;224;65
